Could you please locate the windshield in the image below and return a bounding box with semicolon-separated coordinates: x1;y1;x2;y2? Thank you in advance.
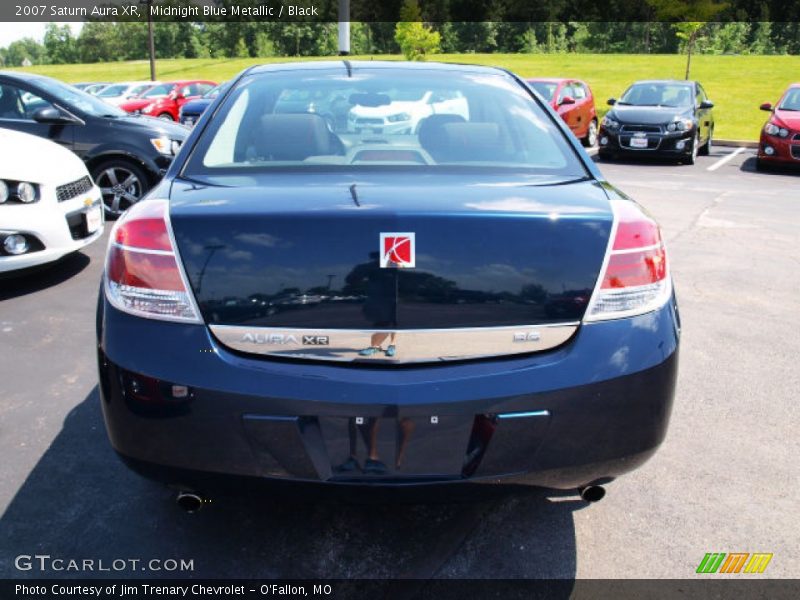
528;81;557;101
143;83;175;98
778;88;800;111
184;68;586;181
620;83;694;107
98;84;128;97
33;77;126;117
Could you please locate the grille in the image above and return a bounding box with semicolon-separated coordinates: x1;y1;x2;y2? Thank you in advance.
56;176;93;203
356;118;384;125
792;133;800;142
621;124;663;134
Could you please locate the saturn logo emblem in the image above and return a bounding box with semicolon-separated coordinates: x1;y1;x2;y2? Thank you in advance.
379;232;415;268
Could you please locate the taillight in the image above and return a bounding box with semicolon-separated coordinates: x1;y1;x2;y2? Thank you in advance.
585;200;671;321
104;199;200;322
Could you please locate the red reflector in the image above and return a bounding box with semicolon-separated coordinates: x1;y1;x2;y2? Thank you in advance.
612;202;661;250
601;246;667;289
114;201;172;251
107;246;185;291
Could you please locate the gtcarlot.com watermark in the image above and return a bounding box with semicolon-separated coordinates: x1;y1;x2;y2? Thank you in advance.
15;554;194;573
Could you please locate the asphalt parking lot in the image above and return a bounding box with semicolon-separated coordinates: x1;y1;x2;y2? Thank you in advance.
1;147;798;582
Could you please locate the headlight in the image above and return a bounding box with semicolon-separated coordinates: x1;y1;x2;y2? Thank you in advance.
668;117;694;132
150;136;181;156
602;117;620;130
765;123;789;137
17;182;36;203
387;113;411;123
0;180;8;204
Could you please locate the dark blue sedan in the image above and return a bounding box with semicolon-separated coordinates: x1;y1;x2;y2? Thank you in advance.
97;61;679;509
178;82;225;127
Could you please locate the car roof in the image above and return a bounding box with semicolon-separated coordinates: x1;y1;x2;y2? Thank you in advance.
630;79;697;86
526;78;571;83
246;60;510;77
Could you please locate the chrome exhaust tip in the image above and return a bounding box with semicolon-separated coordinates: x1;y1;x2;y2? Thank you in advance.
175;491;205;513
578;485;606;503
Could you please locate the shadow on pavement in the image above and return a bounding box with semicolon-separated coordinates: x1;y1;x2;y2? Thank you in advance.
0;252;91;301
0;387;584;587
740;155;800;176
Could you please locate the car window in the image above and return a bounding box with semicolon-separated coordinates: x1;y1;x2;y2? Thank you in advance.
98;84;128;98
557;85;574;103
196;83;214;96
621;83;693;107
528;82;557;101
26;77;126;118
0;85;26;119
143;83;174;98
185;69;588;181
572;84;587;100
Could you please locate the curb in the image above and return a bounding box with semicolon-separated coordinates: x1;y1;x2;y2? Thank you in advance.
715;139;758;148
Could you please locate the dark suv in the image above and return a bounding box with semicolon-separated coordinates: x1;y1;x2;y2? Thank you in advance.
598;79;714;165
0;71;188;216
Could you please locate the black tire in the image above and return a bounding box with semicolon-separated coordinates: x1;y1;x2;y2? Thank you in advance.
755;158;770;172
91;159;151;218
699;127;713;156
598;149;614;161
582;119;598;147
682;134;699;165
158;112;174;121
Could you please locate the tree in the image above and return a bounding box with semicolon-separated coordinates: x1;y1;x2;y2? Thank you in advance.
43;24;77;64
646;0;728;78
394;0;441;60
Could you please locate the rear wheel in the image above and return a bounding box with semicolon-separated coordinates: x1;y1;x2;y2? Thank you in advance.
582;119;598;147
92;160;150;218
158;113;174;121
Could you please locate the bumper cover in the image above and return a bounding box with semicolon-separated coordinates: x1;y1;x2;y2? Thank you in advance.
98;295;680;490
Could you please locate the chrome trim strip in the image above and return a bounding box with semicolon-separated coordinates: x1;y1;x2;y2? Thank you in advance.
209;322;579;364
497;410;550;419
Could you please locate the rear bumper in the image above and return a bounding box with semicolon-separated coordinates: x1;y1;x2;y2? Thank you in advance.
97;294;680;490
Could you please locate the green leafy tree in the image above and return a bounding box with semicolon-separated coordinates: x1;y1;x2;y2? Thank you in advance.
394;0;441;61
43;24;77;64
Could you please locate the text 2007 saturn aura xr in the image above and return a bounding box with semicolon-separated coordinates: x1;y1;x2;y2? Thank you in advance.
97;61;679;506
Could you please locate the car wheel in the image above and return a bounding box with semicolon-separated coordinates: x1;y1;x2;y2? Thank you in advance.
699;127;713;156
598;149;614;161
582;119;598;147
158;113;174;121
92;160;150;218
683;134;699;165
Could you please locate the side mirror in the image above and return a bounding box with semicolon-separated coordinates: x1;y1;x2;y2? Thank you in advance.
607;98;616;106
699;100;714;109
32;107;75;124
759;102;773;112
559;96;576;106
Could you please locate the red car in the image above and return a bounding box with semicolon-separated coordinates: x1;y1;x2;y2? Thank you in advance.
527;78;598;146
120;80;217;121
757;83;800;169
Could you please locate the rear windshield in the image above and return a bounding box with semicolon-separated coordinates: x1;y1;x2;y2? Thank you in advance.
528;81;557;101
183;68;587;180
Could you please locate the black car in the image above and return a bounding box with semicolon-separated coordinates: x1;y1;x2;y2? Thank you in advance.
0;72;188;216
97;61;679;505
598;79;714;165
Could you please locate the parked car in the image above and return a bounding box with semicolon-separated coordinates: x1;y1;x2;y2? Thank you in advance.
757;83;800;170
97;61;679;504
178;82;225;127
0;128;103;273
527;78;598;146
120;80;217;121
347;87;469;135
598;79;714;165
96;81;159;107
0;71;188;217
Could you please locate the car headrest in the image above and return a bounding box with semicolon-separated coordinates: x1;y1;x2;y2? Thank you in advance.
417;114;467;161
251;114;333;161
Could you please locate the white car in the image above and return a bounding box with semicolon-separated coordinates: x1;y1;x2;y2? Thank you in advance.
0;128;104;273
96;81;159;106
348;89;469;135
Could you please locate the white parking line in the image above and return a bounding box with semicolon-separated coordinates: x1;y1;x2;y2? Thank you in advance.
707;147;747;172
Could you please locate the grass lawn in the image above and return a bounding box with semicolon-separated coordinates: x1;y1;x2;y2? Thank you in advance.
13;53;800;141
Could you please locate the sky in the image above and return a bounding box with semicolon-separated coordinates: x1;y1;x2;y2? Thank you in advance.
0;22;84;49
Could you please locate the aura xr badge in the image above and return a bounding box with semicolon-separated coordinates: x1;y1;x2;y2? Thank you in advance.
380;232;415;268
